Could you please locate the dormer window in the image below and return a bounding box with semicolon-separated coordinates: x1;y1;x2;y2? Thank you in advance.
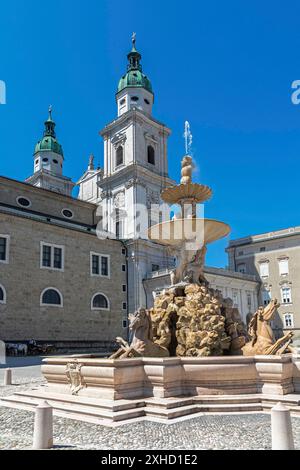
53;159;58;164
131;96;139;102
120;98;126;106
116;146;124;167
144;99;150;105
42;158;49;163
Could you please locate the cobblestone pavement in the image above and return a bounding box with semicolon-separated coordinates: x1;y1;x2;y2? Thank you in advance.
1;380;300;450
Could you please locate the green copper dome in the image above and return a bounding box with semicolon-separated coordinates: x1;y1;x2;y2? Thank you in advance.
34;107;64;157
118;68;153;94
117;39;153;95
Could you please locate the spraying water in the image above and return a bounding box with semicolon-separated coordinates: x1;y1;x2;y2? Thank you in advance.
184;121;193;155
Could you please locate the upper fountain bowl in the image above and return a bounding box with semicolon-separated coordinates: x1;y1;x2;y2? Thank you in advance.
148;218;231;246
161;183;213;205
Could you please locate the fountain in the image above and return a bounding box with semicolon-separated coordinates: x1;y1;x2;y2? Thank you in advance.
2;126;300;423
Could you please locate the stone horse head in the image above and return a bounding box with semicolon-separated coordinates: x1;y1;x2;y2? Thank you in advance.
129;308;153;342
248;299;279;346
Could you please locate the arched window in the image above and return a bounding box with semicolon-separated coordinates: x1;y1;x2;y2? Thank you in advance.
91;293;110;311
41;288;63;307
0;284;6;304
116;146;124;167
147;145;155;165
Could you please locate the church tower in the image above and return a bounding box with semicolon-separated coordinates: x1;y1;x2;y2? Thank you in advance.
77;35;175;311
26;107;75;196
99;35;173;240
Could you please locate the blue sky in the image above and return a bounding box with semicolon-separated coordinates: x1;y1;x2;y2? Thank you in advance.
0;0;300;267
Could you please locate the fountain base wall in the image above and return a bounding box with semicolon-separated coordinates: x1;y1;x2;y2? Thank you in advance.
2;355;300;425
41;355;300;399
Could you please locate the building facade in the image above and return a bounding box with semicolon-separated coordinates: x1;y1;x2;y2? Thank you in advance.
226;226;300;340
0;152;127;347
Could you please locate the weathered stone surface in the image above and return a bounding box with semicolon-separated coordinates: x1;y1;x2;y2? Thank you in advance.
149;283;248;357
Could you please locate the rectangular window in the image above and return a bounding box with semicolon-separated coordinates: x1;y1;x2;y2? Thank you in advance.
92;254;99;275
152;264;160;272
41;243;64;271
122;264;126;272
281;287;292;304
247;293;252;308
0;235;9;263
101;256;108;276
122;302;127;310
123;320;128;328
53;247;62;270
122;284;127;292
259;262;269;278
279;259;289;276
90;252;110;278
283;313;294;328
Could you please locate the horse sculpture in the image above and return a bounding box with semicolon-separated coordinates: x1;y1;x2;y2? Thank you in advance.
242;299;294;356
110;308;170;359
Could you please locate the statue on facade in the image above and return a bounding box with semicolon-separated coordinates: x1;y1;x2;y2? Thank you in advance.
242;299;295;356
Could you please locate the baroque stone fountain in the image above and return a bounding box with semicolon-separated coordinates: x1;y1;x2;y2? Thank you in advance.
110;148;294;361
2;127;299;424
111;152;250;358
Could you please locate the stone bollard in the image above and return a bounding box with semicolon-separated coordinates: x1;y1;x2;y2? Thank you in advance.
3;368;12;386
271;402;294;450
32;401;53;450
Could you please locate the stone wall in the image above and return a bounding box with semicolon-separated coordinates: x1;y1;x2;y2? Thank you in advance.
0;211;127;345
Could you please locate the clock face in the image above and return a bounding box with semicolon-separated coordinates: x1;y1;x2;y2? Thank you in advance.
114;192;125;208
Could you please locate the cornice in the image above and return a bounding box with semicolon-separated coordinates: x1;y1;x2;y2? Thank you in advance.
100;109;171;138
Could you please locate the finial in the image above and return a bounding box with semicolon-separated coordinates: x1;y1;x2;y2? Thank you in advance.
88;154;94;170
44;105;56;137
183;121;193;156
132;32;136;49
48;105;53;121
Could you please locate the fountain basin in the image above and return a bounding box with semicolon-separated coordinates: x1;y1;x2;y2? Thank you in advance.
149;218;231;246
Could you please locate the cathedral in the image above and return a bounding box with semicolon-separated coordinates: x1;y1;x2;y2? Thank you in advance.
0;38;261;349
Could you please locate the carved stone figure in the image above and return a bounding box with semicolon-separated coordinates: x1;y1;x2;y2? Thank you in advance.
110;308;169;359
170;244;207;286
242;299;294;356
66;360;85;395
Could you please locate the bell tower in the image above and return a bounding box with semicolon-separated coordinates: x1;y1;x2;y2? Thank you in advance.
96;35;175;311
26;107;75;196
116;33;154;117
99;35;173;238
